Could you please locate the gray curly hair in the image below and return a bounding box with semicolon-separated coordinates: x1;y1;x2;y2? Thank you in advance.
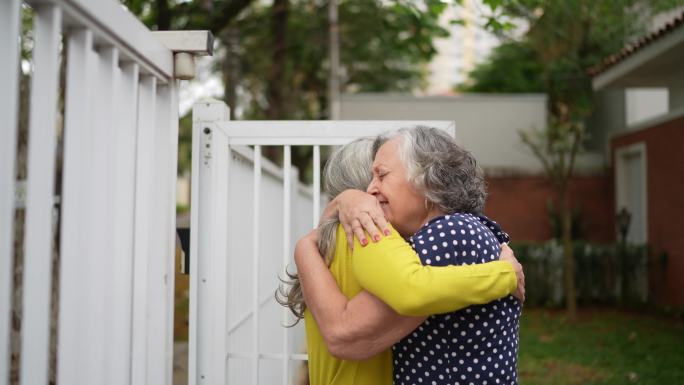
373;126;487;214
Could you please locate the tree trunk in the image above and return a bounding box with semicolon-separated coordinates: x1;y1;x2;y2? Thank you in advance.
561;193;577;320
155;0;171;30
261;0;289;164
266;0;288;119
222;25;239;121
327;0;340;119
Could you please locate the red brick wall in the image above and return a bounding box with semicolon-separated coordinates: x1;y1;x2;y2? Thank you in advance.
612;115;684;307
484;174;614;243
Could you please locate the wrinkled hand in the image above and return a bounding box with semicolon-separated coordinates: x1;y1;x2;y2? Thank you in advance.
334;189;390;249
499;243;525;303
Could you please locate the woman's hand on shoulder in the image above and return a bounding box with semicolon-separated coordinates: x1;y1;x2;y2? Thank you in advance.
500;243;525;303
333;189;390;249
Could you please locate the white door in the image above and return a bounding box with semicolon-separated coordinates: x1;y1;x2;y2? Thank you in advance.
615;143;648;244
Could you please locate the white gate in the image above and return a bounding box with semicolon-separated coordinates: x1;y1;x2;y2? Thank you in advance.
0;1;209;384
189;99;455;385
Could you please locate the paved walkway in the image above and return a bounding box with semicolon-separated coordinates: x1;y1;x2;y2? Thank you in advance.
174;342;188;385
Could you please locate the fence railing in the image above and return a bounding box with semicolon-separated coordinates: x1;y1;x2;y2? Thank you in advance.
190;99;455;385
0;1;209;384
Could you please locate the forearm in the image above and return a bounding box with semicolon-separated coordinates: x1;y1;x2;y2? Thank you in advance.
352;229;517;316
295;235;424;360
323;293;424;360
294;237;369;349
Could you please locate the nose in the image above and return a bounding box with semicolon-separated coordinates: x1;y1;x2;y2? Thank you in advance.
366;176;379;195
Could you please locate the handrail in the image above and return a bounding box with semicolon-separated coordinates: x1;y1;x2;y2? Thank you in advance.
28;0;174;81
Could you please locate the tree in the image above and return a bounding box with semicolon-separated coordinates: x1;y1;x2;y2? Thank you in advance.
124;0;450;180
457;41;544;93
471;0;684;319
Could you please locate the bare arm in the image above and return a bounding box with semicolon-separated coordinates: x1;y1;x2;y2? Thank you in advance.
295;231;424;360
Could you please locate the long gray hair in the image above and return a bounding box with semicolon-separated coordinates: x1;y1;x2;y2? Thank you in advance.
276;137;374;323
373;126;486;214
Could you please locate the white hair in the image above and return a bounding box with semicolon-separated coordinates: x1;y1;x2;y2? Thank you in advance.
373;126;486;214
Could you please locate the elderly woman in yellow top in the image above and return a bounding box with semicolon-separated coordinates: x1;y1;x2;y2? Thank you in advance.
278;132;524;385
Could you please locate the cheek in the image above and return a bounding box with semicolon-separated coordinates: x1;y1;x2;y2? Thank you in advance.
404;195;425;218
393;183;424;218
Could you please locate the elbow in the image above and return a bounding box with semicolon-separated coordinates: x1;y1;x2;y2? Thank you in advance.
327;341;360;360
323;326;374;361
328;340;375;361
322;327;355;359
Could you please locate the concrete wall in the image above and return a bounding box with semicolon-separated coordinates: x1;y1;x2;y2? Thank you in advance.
625;88;669;126
611;114;684;307
340;93;548;172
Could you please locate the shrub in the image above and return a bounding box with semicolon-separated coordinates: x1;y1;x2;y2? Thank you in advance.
510;241;649;307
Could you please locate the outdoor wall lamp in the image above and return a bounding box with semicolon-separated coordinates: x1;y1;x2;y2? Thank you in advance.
617;207;632;244
152;30;214;80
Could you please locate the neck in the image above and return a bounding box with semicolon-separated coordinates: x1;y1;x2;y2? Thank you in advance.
423;207;445;225
399;207;445;238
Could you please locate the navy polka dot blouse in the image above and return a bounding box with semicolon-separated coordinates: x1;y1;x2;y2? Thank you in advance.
392;213;521;385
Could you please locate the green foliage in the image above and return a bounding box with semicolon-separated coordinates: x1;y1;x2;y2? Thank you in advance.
177;112;192;174
120;0;255;31
123;0;450;175
471;0;684;117
235;0;449;119
122;0;448;120
458;41;545;93
510;240;650;307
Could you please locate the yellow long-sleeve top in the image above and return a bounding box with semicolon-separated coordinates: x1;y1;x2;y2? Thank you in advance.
304;224;517;385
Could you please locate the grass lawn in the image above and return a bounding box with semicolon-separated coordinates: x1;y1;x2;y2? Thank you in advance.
519;308;684;385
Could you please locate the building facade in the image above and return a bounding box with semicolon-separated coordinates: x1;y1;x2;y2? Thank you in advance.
590;11;684;307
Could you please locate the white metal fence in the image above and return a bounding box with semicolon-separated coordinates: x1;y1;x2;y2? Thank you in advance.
189;99;455;385
0;1;207;384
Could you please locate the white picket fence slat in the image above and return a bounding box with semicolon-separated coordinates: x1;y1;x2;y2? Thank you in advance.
131;75;157;385
109;61;141;385
20;5;62;384
0;1;22;384
59;27;95;385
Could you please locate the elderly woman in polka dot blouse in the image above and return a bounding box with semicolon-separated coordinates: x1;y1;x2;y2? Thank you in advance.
296;126;522;385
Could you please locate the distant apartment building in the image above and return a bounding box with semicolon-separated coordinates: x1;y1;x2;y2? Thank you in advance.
425;0;503;94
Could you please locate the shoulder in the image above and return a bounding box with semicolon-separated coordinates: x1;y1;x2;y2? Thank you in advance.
476;214;510;243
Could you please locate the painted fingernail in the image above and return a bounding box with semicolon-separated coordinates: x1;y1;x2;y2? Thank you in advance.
384;229;391;236
361;238;368;246
373;234;381;242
